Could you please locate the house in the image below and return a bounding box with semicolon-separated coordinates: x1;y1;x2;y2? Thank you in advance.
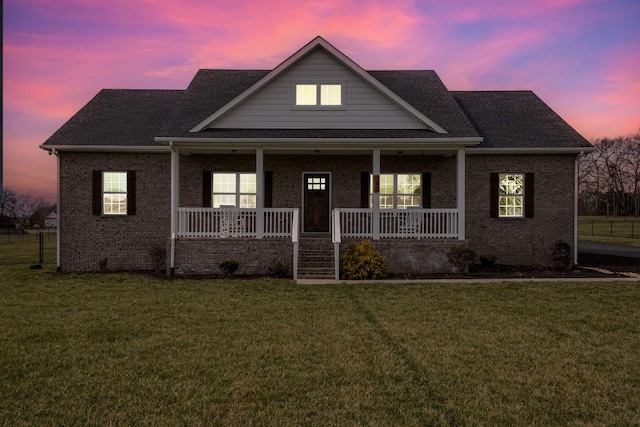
44;210;58;228
40;36;593;279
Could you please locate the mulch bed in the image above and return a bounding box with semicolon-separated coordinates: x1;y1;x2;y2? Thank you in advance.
146;253;639;280
387;254;640;280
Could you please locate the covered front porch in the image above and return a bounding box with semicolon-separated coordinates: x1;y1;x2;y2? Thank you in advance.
162;138;479;278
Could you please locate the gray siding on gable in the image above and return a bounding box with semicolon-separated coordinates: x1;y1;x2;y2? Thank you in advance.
210;49;428;129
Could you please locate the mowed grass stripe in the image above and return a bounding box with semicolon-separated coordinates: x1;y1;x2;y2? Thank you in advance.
1;241;640;425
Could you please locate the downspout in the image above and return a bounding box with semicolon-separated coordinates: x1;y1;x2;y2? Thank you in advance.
574;152;582;266
53;149;61;272
170;142;177;276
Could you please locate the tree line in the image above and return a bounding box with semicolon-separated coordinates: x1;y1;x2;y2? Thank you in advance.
0;189;56;229
579;132;640;216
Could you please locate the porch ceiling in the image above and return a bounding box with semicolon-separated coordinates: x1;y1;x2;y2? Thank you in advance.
157;137;481;155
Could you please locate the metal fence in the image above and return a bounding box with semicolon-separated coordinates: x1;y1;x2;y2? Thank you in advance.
578;220;640;239
1;229;57;243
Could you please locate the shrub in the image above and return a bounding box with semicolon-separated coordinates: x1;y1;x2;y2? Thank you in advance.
149;245;166;273
340;240;387;280
99;257;109;272
218;259;240;276
266;259;289;278
447;243;476;274
552;240;572;269
479;254;497;268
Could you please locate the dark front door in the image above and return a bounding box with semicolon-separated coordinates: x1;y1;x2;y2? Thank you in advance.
303;173;330;233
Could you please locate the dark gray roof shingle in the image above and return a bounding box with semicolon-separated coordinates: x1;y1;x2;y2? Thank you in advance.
42;69;591;150
452;91;591;148
370;71;479;138
44;89;184;146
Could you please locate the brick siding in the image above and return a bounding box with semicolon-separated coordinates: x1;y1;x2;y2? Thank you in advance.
58;151;577;273
340;238;460;276
58;152;171;271
465;153;577;266
172;238;294;276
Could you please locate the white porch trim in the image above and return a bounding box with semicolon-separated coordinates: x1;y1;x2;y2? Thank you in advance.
456;148;466;240
372;148;381;240
170;144;180;273
256;148;264;238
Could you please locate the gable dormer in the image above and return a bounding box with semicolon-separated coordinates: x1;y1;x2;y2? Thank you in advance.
191;37;447;133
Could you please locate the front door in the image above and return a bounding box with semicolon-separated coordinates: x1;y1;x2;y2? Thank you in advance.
303;173;330;233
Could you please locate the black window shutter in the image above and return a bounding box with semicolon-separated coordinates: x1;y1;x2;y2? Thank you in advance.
264;172;273;208
422;172;432;208
360;172;370;208
202;171;212;207
525;173;534;218
127;171;137;215
489;173;499;218
92;171;102;216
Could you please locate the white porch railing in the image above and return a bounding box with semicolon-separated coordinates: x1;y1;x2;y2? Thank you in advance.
178;207;457;241
334;208;459;241
177;208;299;239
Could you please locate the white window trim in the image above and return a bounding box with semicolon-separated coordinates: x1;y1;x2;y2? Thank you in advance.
103;171;128;215
212;172;257;208
292;81;346;110
498;173;524;218
370;173;422;209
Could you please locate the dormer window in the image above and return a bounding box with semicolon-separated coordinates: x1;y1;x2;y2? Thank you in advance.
294;83;344;108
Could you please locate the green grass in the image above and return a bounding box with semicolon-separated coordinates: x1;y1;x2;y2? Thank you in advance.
579;215;640;246
2;241;640;426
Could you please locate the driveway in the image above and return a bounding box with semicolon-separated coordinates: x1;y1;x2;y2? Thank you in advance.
578;241;640;259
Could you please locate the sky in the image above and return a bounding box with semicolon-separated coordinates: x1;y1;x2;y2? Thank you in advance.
3;0;639;202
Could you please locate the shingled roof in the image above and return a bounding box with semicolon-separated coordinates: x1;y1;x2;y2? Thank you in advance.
452;91;591;148
43;89;184;147
42;69;590;150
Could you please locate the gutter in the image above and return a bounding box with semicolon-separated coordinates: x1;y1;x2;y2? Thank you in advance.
466;146;596;154
40;145;171;153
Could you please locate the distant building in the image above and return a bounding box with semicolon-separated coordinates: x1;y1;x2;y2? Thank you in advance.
44;211;58;228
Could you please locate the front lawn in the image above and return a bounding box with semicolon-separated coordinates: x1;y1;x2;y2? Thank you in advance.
1;241;639;425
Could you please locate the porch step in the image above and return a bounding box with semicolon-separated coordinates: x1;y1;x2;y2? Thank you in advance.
297;237;335;280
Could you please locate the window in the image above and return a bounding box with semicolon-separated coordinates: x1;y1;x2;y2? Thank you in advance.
498;174;524;217
103;172;128;215
307;176;326;190
370;173;421;209
294;83;343;107
93;170;136;216
212;173;256;208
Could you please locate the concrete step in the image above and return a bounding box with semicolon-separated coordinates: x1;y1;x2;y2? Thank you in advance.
298;237;334;278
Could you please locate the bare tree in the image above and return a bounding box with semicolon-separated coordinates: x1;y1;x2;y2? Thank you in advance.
0;189;17;218
579;132;640;216
13;193;47;227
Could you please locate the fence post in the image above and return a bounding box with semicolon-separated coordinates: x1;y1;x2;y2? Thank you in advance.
39;232;44;264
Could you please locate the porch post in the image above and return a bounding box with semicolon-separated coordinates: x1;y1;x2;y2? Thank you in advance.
456;148;466;240
373;149;381;240
170;145;180;274
256;148;264;239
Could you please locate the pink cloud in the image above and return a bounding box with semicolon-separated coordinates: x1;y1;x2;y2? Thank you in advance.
3;134;57;200
442;0;595;23
3;0;639;203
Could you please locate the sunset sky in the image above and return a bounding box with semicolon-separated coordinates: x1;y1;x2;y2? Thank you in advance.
3;0;639;202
